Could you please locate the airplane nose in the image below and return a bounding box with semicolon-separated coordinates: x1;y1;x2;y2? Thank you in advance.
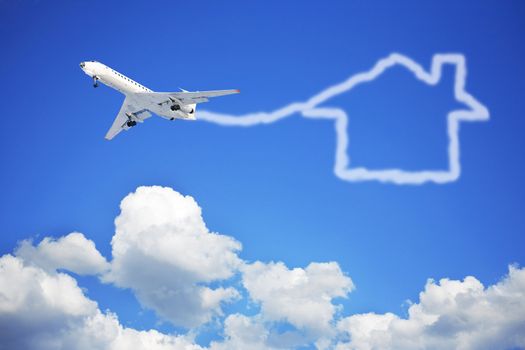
80;62;85;68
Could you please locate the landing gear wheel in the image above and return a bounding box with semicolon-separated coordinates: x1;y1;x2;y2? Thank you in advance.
170;104;180;111
93;76;99;88
126;121;137;127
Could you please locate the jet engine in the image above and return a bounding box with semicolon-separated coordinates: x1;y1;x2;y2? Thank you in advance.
181;105;194;114
171;104;194;114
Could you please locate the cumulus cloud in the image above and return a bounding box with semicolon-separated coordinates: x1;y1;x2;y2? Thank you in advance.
242;261;354;337
104;186;242;328
209;314;274;350
15;232;109;275
2;185;525;350
0;254;202;350
335;266;525;350
209;313;312;350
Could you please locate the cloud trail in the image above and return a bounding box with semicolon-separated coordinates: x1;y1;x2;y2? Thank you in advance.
198;53;490;185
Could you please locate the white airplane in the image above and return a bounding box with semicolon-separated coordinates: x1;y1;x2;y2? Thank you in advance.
80;61;239;140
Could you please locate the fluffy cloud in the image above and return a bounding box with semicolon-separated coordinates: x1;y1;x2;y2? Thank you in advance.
0;254;203;350
335;266;525;350
209;313;324;350
104;186;242;328
3;185;525;350
15;232;109;275
209;314;274;350
242;261;354;337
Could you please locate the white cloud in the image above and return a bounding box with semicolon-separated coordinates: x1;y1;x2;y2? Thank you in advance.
209;314;273;350
335;266;525;350
0;254;202;350
104;186;242;328
210;313;316;350
15;232;109;275
242;261;354;337
3;186;525;350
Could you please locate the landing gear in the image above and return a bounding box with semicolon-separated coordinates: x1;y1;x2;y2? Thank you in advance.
93;76;99;88
170;104;180;111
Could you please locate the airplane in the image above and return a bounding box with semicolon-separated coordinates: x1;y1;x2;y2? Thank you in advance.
79;61;239;140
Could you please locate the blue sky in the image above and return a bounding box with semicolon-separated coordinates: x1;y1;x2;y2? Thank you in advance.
1;0;525;348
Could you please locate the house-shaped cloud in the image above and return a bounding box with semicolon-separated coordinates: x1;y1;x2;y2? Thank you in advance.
198;53;490;185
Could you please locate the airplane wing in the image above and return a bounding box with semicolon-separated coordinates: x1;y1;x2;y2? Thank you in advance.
137;89;240;106
104;90;238;139
105;95;152;140
169;89;240;104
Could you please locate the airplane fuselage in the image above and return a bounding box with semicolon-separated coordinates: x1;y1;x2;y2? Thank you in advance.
79;61;195;121
80;61;152;93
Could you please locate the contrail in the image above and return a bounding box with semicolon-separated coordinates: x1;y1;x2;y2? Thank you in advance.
198;53;489;185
